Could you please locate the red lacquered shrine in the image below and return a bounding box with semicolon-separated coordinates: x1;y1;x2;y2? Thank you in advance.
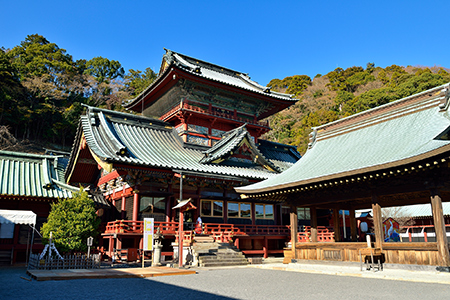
65;49;301;263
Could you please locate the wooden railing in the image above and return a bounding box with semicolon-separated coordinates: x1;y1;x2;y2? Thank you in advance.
160;100;269;127
298;226;335;242
234;224;290;235
202;223;290;242
104;220;178;235
104;221;290;243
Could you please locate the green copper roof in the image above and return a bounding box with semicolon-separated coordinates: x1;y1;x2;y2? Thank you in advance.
124;49;296;110
201;124;281;172
71;106;300;180
0;151;73;199
236;83;450;194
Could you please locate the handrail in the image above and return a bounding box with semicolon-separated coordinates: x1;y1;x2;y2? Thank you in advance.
104;220;178;234
104;221;291;244
298;226;335;242
160;100;269;127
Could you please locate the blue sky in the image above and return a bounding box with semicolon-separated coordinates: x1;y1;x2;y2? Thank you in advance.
2;1;450;86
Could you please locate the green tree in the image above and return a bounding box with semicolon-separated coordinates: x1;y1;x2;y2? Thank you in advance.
41;189;101;253
124;67;157;96
84;56;125;84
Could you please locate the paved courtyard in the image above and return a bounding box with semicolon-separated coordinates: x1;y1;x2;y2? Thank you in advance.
2;266;450;300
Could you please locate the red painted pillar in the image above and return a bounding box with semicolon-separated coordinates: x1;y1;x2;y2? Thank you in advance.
121;196;126;220
133;192;139;221
178;209;184;267
109;236;114;257
263;236;268;259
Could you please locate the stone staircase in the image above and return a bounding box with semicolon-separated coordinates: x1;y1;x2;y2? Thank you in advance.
192;235;248;267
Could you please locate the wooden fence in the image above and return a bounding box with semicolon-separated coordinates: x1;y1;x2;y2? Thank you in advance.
28;253;101;270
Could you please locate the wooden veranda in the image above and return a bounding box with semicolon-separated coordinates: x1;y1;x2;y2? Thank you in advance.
236;84;450;268
101;220;291;259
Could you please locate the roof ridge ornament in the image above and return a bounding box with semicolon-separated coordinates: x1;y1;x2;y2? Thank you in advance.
308;128;318;149
438;84;450;111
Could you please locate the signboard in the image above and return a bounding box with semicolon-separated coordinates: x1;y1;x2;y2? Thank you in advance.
383;217;400;242
143;218;154;251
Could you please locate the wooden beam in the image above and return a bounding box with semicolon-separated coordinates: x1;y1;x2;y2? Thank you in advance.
332;208;341;242
310;207;318;242
371;195;383;249
289;206;298;259
430;189;450;267
349;209;357;242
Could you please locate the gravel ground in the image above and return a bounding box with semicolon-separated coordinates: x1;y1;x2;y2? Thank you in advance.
1;266;450;300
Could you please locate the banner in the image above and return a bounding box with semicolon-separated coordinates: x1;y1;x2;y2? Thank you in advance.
143;218;154;251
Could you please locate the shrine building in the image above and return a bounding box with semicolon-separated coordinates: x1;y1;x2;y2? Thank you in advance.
65;50;301;262
0;151;74;264
236;83;450;268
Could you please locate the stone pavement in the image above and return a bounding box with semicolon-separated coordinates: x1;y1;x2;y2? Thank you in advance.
23;259;450;284
250;259;450;285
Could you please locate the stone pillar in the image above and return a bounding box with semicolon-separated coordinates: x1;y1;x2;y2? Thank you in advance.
371;195;383;249
310;207;318;242
290;206;298;259
431;189;450;266
332;208;341;242
349;209;357;242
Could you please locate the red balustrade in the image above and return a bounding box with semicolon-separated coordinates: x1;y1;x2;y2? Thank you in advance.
298;226;335;242
104;221;290;244
202;223;290;243
160;100;269;127
104;220;178;235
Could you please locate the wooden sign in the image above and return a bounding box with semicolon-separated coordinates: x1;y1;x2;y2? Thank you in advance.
143;218;154;251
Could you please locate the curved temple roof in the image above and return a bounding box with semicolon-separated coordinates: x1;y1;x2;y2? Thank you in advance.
69;106;300;181
236;83;450;195
124;49;295;110
0;151;73;199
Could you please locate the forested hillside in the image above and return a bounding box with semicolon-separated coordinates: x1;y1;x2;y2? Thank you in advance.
0;34;156;150
2;34;450;155
264;64;450;154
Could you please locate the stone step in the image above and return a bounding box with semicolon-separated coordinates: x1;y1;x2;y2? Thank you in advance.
198;254;246;260
193;235;215;243
199;258;248;264
200;260;248;267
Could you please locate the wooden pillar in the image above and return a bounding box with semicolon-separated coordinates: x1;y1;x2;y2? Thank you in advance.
289;206;298;258
263;236;268;259
310;207;318;242
251;203;256;225
430;189;450;266
223;200;228;224
371;195;383;249
332;208;341;242
109;236;114;257
132;192;139;221
121;195;126;220
116;237;122;250
349;209;357;242
165;196;171;223
178;208;184;267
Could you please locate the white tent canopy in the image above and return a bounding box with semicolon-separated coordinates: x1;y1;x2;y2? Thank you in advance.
0;209;36;225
